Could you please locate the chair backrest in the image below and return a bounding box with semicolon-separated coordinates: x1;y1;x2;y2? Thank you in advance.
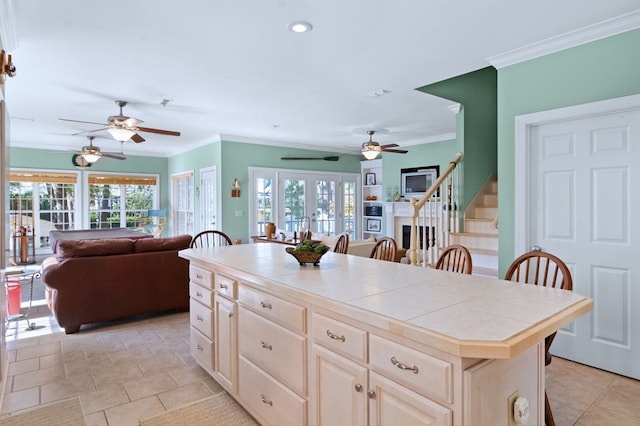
435;244;473;274
333;233;350;254
190;230;233;248
504;250;572;291
299;230;312;241
504;250;573;366
369;237;397;262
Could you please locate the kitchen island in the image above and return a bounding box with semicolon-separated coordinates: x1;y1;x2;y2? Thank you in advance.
180;243;592;426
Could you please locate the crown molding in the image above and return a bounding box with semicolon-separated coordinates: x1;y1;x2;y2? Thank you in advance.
487;9;640;69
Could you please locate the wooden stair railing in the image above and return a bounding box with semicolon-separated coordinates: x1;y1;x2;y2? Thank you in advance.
408;152;463;267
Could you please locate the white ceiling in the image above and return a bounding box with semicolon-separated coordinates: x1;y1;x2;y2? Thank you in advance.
2;1;639;158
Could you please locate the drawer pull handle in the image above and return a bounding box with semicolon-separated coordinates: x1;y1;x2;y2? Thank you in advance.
260;301;272;309
261;394;273;406
228;312;234;318
196;273;203;279
390;356;419;374
196;291;203;297
196;315;204;322
260;340;273;350
354;383;363;392
326;329;346;342
196;344;203;352
219;283;228;289
367;389;376;399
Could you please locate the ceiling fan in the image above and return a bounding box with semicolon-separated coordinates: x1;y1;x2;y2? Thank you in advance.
59;100;181;143
361;130;408;160
280;155;340;161
72;136;126;165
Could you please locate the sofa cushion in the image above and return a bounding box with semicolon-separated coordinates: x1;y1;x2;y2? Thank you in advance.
57;238;135;259
134;234;192;253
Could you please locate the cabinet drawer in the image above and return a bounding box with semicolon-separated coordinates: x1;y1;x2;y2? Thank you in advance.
239;306;306;395
190;298;214;339
239;355;306;426
190;265;213;288
190;327;214;372
239;285;305;333
215;274;237;299
190;282;214;308
312;312;367;363
369;334;453;403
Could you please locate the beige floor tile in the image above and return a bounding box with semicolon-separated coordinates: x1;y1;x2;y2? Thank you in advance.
1;386;40;415
7;357;40;376
61;348;88;363
124;371;178;401
65;353;114;378
79;383;130;414
40;374;97;405
11;365;66;392
93;363;144;389
40;351;64;369
167;365;213;386
15;340;60;361
137;352;187;375
83;410;109;426
108;345;154;365
104;395;165;426
157;381;215;411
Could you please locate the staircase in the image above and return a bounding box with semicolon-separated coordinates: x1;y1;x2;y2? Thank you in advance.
450;178;498;278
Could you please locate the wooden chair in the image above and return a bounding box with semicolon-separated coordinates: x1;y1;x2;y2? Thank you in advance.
434;244;472;274
504;250;573;426
369;237;397;262
333;233;350;254
190;230;233;248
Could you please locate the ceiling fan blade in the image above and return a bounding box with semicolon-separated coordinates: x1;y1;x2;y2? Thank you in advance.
71;127;111;136
281;156;340;161
102;152;127;160
380;143;400;149
59;118;108;126
381;148;408;154
131;133;145;143
135;126;181;136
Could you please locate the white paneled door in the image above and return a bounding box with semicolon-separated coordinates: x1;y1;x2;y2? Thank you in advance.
200;167;218;232
522;100;640;379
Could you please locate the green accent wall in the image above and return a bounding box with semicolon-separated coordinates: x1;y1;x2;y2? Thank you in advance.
418;67;497;209
497;28;640;276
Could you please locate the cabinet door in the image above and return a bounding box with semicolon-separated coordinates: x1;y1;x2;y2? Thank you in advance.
215;295;237;393
369;372;452;426
313;345;367;426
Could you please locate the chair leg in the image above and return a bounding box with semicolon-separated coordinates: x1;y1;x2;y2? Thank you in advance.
545;391;555;426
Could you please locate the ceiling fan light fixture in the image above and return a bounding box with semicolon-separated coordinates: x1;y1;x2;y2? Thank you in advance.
82;152;102;164
108;127;136;142
362;142;381;160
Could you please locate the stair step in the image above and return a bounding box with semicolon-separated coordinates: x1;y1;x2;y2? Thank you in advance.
464;218;498;234
450;233;498;251
470;206;497;220
482;193;498;207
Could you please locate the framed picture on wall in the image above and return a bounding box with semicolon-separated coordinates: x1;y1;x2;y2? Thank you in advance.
365;173;376;186
366;218;381;232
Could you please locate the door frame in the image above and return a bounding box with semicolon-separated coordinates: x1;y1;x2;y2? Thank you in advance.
199;166;219;232
514;93;640;254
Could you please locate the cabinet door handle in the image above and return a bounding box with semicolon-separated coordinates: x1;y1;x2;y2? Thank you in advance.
219;283;228;289
390;356;419;374
196;273;203;279
326;329;346;342
354;383;363;392
196;344;203;352
260;340;273;350
260;301;272;309
196;315;204;322
367;389;375;399
196;291;203;297
228;312;234;318
261;394;273;406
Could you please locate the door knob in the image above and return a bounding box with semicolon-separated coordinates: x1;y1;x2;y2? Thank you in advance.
531;245;542;252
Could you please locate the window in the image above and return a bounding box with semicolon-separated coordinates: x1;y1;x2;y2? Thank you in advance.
87;173;158;229
9;170;79;248
172;171;194;236
249;167;359;238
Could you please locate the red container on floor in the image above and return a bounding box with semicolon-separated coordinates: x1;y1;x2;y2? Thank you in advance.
6;278;22;316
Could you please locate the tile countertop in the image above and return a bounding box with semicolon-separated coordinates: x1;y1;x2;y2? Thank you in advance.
180;244;593;360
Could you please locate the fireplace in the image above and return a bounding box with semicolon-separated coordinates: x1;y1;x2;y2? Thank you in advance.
401;225;435;250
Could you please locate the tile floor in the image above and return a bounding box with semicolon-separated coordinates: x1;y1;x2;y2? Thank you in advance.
3;303;640;425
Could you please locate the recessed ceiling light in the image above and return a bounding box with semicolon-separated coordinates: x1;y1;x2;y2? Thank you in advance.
288;21;312;33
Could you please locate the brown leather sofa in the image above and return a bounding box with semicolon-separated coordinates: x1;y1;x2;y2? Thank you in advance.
41;234;192;334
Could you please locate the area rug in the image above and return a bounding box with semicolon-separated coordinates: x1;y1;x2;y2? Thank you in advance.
0;397;85;426
139;392;258;426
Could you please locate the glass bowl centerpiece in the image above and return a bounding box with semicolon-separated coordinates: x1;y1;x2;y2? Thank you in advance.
285;240;330;266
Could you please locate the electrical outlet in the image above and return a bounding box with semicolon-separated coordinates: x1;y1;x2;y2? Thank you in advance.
507;390;519;426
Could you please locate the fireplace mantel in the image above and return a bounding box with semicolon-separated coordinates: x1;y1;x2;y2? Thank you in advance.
384;201;442;243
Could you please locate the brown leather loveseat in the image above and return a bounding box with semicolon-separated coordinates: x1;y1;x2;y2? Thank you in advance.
41;234;192;334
